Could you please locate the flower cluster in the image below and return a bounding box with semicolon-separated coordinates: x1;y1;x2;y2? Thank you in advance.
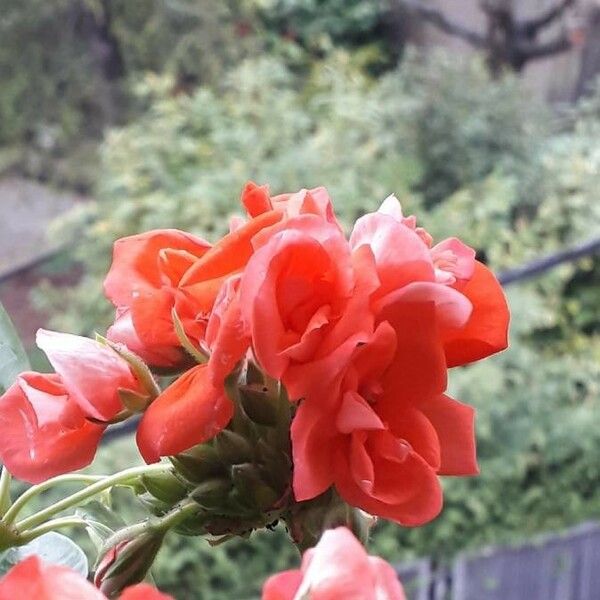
263;527;406;599
0;183;508;529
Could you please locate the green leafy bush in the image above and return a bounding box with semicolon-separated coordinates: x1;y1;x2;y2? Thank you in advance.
36;51;552;333
0;0;260;184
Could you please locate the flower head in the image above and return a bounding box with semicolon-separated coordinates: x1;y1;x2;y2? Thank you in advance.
262;527;405;600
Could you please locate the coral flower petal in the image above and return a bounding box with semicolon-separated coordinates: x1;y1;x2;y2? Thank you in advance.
136;364;233;463
443;261;509;367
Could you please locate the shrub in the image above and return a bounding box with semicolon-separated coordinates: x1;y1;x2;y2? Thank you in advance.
35;51;554;333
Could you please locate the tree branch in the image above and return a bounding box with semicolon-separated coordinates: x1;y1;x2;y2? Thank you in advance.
520;0;575;35
518;34;572;61
397;0;487;48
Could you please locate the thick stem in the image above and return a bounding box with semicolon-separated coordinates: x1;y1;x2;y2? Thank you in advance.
14;464;173;533
3;474;104;525
99;499;201;554
18;517;88;544
0;467;11;517
285;489;374;554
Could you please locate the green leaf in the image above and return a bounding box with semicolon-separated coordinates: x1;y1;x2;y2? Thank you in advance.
0;532;88;577
0;301;30;394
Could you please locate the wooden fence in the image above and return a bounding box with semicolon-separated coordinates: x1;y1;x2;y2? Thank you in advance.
397;522;600;600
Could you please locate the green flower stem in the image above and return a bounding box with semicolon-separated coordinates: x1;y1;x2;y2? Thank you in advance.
18;516;88;544
14;463;173;534
0;467;11;517
158;499;201;530
3;474;105;525
100;499;201;553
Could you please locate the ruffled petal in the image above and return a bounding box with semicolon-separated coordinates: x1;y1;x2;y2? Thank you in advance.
420;394;478;476
261;570;303;600
136;364;233;463
0;556;106;600
120;584;174;600
368;557;406;600
36;329;140;421
291;400;336;501
349;212;434;298
335;445;443;526
377;302;447;406
443;261;509;367
104;229;210;307
206;277;250;384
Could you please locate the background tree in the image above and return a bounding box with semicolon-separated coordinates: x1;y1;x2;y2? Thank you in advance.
396;0;580;74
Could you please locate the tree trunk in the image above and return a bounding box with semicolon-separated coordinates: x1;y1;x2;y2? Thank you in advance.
574;7;600;99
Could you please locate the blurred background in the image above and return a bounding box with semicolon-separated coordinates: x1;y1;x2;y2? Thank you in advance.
1;0;599;598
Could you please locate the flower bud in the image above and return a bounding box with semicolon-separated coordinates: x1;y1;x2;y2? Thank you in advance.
190;478;232;509
169;443;225;484
238;384;279;426
230;463;280;511
141;471;188;506
94;529;166;598
214;430;254;464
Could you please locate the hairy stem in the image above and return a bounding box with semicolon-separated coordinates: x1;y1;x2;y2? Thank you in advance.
3;474;105;525
0;467;11;517
14;463;173;533
18;517;88;544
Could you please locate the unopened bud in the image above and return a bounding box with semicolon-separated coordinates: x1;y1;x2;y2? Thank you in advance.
238;384;279;426
94;529;165;598
141;471;187;505
170;444;225;483
191;478;232;509
231;463;280;511
214;430;254;464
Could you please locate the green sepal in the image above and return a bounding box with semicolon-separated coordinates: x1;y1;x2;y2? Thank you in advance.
118;389;151;413
171;308;207;364
96;333;160;399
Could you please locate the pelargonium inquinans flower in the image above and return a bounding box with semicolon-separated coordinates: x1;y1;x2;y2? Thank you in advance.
36;329;143;422
178;208;282;319
136;363;233;463
185;183;346;386
351;195;509;367
0;372;105;484
0;556;172;600
104;229;211;367
238;214;357;382
177;181;341;357
241;181;339;228
291;300;477;526
262;527;405;600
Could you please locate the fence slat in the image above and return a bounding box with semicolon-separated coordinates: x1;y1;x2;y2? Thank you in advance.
450;522;600;600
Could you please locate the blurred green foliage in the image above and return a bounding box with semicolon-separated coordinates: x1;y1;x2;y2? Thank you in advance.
34;51;551;333
0;0;261;185
0;0;397;186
